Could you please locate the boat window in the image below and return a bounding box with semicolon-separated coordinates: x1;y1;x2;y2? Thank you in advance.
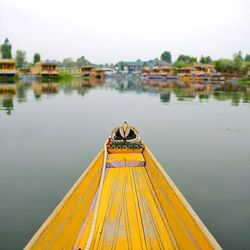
126;129;137;140
114;129;123;140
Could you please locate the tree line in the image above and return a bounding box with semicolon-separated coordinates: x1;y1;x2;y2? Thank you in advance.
0;38;41;68
0;38;93;69
1;38;250;74
160;51;250;74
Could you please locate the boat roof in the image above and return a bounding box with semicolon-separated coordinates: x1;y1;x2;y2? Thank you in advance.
0;59;16;64
35;60;57;66
194;63;215;68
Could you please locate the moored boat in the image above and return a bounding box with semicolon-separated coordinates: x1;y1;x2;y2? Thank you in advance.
25;123;221;250
210;73;225;82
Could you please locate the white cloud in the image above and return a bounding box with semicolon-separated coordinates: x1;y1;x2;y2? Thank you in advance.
0;0;249;63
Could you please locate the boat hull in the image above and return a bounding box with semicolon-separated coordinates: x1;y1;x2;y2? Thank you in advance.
25;145;221;250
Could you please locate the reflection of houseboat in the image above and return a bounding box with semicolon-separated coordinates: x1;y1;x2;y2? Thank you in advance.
0;84;16;115
0;59;17;77
82;66;104;80
143;66;175;80
32;83;59;96
31;60;58;77
0;83;16;95
58;67;82;77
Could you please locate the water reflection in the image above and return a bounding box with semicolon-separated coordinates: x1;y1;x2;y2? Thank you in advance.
60;78;102;96
160;91;171;103
0;78;249;115
141;79;250;105
0;83;16;115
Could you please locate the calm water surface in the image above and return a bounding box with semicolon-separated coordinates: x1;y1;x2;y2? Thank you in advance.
0;78;250;249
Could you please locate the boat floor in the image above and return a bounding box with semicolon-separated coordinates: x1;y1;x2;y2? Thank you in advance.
76;167;178;250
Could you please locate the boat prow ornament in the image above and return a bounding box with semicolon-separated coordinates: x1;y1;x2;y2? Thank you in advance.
107;122;144;152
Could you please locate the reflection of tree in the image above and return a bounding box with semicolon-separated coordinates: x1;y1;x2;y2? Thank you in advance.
142;80;214;101
213;83;250;105
59;78;103;96
160;92;171;103
213;91;242;106
173;88;196;101
231;92;241;106
2;98;13;115
242;90;250;104
199;94;209;102
16;83;30;103
140;79;250;105
77;83;89;96
113;78;143;93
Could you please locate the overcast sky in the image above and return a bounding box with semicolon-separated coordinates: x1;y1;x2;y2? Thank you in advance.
0;0;249;63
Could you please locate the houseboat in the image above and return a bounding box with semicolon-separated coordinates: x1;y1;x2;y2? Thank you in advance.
193;64;216;75
82;66;104;80
143;66;175;80
18;66;31;76
176;66;195;77
31;60;58;77
58;67;82;77
176;66;213;82
0;59;17;77
192;64;224;81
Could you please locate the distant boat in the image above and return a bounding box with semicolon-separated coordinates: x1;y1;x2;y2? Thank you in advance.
103;68;115;78
25;123;221;250
167;75;179;80
146;74;167;80
210;73;225;81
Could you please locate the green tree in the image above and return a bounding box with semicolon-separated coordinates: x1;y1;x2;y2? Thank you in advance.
189;57;197;63
1;38;12;59
76;56;91;67
175;54;197;64
161;51;172;63
214;59;236;73
16;50;26;68
119;61;125;70
62;58;76;67
233;51;243;73
173;60;188;68
242;62;250;75
33;53;41;64
200;56;212;64
244;54;250;62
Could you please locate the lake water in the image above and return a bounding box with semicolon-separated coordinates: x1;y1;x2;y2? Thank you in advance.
0;78;250;249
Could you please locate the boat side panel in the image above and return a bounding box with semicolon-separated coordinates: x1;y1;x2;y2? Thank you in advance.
25;150;104;250
143;147;221;250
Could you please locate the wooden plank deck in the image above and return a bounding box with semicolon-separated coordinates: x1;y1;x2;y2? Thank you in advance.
77;167;177;249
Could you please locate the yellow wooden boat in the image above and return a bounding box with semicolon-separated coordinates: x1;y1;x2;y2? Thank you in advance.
25;123;221;250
